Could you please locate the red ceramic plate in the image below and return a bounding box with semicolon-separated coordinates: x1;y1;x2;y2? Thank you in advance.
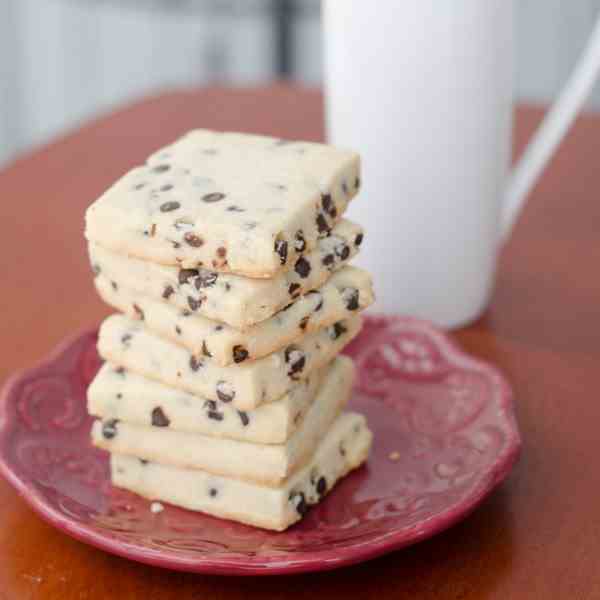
0;316;520;575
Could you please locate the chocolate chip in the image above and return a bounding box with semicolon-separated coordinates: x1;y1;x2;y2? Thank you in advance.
355;232;364;247
237;411;249;427
294;257;311;278
187;296;201;311
121;333;132;346
341;181;349;195
92;264;101;276
224;282;231;292
181;309;191;317
115;366;126;376
232;345;249;364
160;201;180;212
306;290;323;311
330;322;348;340
335;242;350;261
355;176;361;190
111;280;118;291
226;205;245;212
322;253;335;268
209;488;218;498
151;407;170;427
289;491;308;516
316;212;330;234
102;419;119;439
214;324;224;332
177;269;198;285
321;193;337;218
216;246;227;258
274;239;288;265
285;346;306;377
207;411;224;421
160;184;174;192
202;340;212;358
184;232;203;247
152;164;170;173
175;325;182;335
139;458;148;465
202;192;226;203
133;304;144;320
316;476;327;497
116;393;122;400
216;381;235;403
162;285;174;299
299;316;310;330
190;355;203;371
342;287;360;311
194;271;218;289
294;230;306;252
172;241;181;249
339;443;346;457
288;282;301;297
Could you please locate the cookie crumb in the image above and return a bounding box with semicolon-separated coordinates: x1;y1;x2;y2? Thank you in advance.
150;502;164;514
388;451;401;462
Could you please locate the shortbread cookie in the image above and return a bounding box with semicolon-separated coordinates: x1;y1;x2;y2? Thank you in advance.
88;357;353;444
85;129;360;278
89;219;363;330
110;412;372;530
94;266;373;366
97;313;361;410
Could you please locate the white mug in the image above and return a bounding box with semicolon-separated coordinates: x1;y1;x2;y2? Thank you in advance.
323;0;600;328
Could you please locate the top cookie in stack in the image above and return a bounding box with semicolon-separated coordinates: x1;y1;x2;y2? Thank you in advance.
85;129;373;531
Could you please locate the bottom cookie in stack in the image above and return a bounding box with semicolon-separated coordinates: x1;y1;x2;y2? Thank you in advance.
110;412;372;531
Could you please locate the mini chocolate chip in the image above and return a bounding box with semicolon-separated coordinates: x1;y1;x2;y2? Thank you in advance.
92;263;101;276
187;296;201;311
216;381;235;403
299;316;310;330
339;443;346;457
322;193;337;218
225;282;231;292
322;253;335;268
288;282;301;297
294;230;306;252
316;476;327;497
195;271;218;289
115;366;126;375
274;239;288;265
181;309;191;317
111;280;118;291
134;183;146;190
209;488;218;498
207;411;224;421
172;241;181;249
285;346;306;377
151;407;170;427
152;164;170;173
178;268;199;284
184;232;203;247
232;345;249;363
175;325;182;335
202;192;226;203
160;201;180;212
204;400;217;411
330;322;348;340
202;340;212;357
162;285;174;300
102;419;119;439
341;181;349;195
342;287;360;311
139;458;148;465
121;333;132;346
316;212;330;234
355;232;364;247
290;491;308;516
216;246;227;258
335;242;350;261
226;205;245;212
294;257;311;278
237;411;249;427
355;176;361;189
133;304;144;320
214;324;224;332
243;221;258;230
116;393;122;400
190;355;203;371
160;184;174;192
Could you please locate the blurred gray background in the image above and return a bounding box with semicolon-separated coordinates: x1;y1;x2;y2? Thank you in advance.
1;0;600;167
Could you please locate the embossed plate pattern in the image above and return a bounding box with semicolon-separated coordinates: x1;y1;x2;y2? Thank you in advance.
0;316;520;575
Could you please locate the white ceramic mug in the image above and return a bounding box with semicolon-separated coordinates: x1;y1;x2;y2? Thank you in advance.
323;0;600;328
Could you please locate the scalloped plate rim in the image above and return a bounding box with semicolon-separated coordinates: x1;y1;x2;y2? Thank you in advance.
0;317;522;576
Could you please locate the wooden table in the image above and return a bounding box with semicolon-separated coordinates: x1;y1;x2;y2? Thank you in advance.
1;86;599;599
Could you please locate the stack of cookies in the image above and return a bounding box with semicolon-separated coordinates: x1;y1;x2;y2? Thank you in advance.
84;129;374;531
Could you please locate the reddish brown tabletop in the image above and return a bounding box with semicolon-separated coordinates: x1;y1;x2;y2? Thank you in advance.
1;85;599;599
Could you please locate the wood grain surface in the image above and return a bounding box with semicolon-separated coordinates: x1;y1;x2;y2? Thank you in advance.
1;85;599;599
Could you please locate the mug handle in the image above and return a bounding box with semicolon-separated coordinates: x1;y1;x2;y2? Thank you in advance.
501;13;600;239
